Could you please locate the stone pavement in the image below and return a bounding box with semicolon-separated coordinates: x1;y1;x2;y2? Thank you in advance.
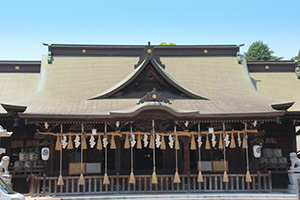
24;193;298;200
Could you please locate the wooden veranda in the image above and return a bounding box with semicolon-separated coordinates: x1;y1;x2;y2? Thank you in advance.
29;172;272;196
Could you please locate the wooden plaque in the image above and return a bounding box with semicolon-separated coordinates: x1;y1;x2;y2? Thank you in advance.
69;163;86;175
212;161;228;172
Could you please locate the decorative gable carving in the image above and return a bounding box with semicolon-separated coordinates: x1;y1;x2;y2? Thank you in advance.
138;88;171;104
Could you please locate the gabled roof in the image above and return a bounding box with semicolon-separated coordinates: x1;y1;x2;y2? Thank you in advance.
249;60;300;112
0;44;293;122
89;56;207;100
0;61;40;115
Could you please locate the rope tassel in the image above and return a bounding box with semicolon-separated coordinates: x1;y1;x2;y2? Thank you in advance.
67;135;73;149
242;134;248;149
111;135;116;149
218;134;223;150
151;166;158;184
205;134;210;150
57;174;64;186
129;168;135;184
82;136;87;150
197;170;203;182
97;135;103;150
137;134;142;149
223;171;229;182
174;168;181;183
246;170;252;182
230;132;236;148
190;134;196;150
160;135;166;150
78;173;85;185
55;136;61;151
124;134;130;149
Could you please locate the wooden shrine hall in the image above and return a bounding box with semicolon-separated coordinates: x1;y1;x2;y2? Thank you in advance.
0;43;299;196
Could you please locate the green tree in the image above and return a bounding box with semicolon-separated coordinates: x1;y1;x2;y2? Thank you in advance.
245;41;283;61
291;50;300;67
159;42;176;46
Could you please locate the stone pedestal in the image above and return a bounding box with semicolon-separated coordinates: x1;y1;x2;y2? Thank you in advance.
288;170;300;193
1;173;12;184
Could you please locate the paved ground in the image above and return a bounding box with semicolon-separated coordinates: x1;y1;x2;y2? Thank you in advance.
24;193;298;200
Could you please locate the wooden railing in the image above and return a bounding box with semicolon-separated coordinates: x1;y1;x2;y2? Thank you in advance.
29;172;272;196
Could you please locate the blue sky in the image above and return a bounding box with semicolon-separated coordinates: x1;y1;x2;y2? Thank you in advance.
0;0;299;60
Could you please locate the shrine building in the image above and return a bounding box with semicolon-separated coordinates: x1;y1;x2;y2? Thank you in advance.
0;43;299;195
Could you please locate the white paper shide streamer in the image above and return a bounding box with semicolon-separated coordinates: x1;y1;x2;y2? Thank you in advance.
155;134;161;148
130;134;136;147
89;135;96;148
238;133;242;147
75;135;80;148
168;135;174;149
103;136;108;148
224;133;230;147
61;135;68;149
197;135;202;148
211;133;216;147
143;134;149;147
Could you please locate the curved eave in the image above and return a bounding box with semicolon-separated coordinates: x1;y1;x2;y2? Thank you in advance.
110;102;199;118
18;110;286;122
1;103;27;113
89;57;207;100
271;102;294;110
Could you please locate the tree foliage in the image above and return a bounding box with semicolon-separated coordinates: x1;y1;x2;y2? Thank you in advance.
291;50;300;67
245;41;283;61
159;42;176;46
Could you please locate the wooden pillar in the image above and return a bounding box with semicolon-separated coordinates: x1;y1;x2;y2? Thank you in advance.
183;137;190;174
115;136;121;174
49;137;55;176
